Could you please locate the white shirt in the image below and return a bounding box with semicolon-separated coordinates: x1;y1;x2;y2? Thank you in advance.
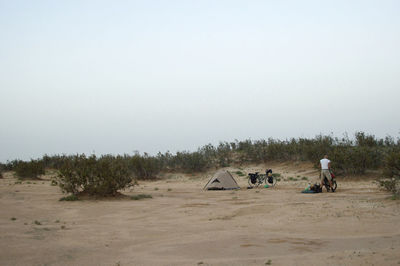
320;158;330;170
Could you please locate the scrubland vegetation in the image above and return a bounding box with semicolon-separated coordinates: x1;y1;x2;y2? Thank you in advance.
380;149;400;197
57;154;133;197
9;159;45;179
1;132;399;197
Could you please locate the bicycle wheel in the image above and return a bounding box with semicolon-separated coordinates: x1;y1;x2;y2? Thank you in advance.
248;176;256;188
331;180;337;192
265;176;277;187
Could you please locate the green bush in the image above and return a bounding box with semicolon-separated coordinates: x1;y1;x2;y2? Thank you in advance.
383;149;400;178
173;151;210;172
216;142;233;166
0;163;4;178
14;159;45;179
128;154;161;180
235;171;245;176
379;149;400;196
3;160;20;171
130;194;152;200
57;154;134;197
41;154;69;169
59;194;79;201
331;144;383;175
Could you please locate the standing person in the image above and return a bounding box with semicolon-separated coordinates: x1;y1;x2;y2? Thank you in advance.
320;155;333;191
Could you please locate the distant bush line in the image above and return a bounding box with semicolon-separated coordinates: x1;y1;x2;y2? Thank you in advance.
1;132;400;176
1;132;399;196
4;159;45;179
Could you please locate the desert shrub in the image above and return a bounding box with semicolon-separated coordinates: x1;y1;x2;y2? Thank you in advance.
199;143;218;165
235;139;264;163
380;178;398;195
173;151;210;172
331;144;382;175
41;154;71;169
216;142;233;167
128;154;161;180
235;171;245;176
130;194;152;200
57;154;133;196
233;139;250;164
3;160;20;171
355;131;379;147
379;149;400;196
59;194;79;201
383;149;400;178
251;139;269;162
348;146;382;174
14;159;45;179
0;163;4;178
156;151;174;170
301;135;334;163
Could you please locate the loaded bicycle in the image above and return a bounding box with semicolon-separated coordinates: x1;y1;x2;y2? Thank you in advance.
248;169;277;188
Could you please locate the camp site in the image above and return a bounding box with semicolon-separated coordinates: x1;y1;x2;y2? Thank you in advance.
2;1;400;265
1;135;400;266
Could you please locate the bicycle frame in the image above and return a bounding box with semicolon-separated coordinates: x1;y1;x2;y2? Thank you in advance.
248;171;276;188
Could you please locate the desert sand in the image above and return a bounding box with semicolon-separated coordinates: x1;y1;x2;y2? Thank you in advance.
1;162;400;266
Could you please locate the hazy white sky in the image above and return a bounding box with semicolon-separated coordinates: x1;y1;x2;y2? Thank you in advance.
1;0;399;162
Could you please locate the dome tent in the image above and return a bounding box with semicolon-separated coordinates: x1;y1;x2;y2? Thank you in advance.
204;170;240;190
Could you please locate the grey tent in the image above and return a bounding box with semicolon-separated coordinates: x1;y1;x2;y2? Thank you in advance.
204;171;240;190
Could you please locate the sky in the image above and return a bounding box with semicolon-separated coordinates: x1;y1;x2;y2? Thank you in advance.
1;0;399;162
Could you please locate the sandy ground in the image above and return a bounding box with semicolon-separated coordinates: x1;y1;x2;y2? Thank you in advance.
1;162;400;266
